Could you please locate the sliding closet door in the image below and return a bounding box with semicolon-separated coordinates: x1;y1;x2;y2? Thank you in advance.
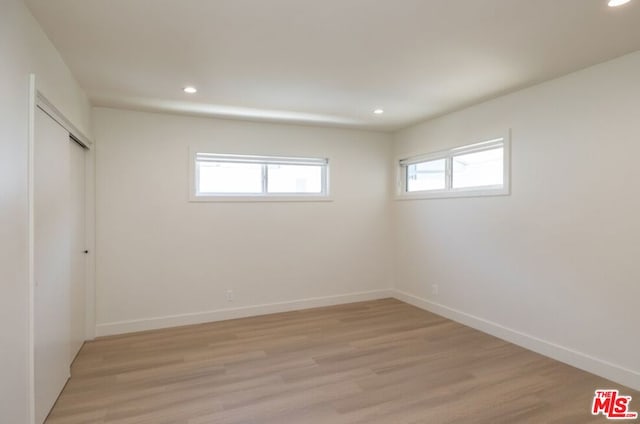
34;107;72;424
69;140;87;361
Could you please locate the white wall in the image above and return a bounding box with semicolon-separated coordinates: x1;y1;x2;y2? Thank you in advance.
393;51;640;390
0;0;91;422
93;108;393;335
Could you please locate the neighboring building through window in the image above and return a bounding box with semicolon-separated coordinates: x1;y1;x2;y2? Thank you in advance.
192;152;329;200
399;136;509;199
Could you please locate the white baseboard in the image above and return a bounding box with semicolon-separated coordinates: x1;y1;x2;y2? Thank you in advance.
95;289;393;337
393;289;640;391
94;287;638;391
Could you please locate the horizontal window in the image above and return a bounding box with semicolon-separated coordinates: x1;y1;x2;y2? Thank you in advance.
192;153;329;200
406;158;446;192
398;136;510;199
452;146;504;189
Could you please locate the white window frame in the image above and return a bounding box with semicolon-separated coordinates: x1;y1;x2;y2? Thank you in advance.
189;150;331;202
397;134;510;200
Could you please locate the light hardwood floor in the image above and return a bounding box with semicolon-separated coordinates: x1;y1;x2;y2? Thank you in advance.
46;299;637;424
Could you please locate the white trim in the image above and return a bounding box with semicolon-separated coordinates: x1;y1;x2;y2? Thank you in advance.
189;195;335;203
450;138;505;153
399;151;451;167
396;186;509;201
95;289;393;337
83;145;96;341
35;93;92;149
393;289;640;391
196;153;327;166
27;74;37;424
399;138;505;166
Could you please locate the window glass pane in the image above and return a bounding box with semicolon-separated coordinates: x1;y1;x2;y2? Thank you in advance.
267;164;322;193
452;147;503;189
406;159;446;192
197;162;263;194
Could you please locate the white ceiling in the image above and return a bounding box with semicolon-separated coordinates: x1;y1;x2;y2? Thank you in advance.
25;0;640;131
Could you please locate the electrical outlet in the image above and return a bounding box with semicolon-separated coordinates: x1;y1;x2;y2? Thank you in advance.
431;284;439;296
226;289;234;302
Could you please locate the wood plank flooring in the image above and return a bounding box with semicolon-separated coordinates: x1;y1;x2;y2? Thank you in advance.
46;299;638;424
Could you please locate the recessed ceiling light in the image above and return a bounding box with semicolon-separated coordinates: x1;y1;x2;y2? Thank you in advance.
608;0;631;6
183;86;197;94
373;109;384;115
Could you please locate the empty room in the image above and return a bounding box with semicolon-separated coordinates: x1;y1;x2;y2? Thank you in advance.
2;0;640;423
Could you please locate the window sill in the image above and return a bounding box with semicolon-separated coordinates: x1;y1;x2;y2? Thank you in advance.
396;187;509;201
189;195;334;203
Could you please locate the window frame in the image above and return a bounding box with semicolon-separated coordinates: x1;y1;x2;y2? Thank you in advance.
189;150;331;202
397;134;510;200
